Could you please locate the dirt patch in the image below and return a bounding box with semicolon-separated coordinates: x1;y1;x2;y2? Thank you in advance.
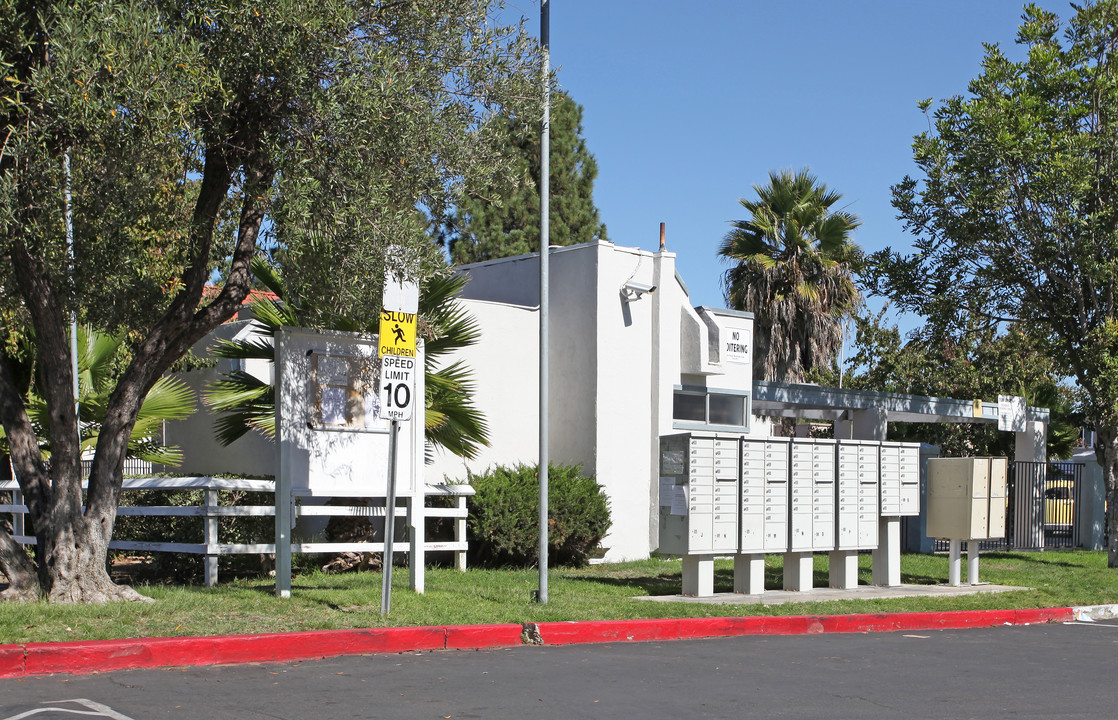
110;556;165;585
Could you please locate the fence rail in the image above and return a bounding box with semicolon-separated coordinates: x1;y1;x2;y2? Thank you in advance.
0;476;474;587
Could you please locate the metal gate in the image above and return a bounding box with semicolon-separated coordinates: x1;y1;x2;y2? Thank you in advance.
1010;461;1082;550
933;461;1083;552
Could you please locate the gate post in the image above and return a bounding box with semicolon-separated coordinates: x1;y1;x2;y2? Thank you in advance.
1014;422;1046;550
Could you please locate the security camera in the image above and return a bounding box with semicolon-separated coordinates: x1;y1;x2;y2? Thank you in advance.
621;281;657;302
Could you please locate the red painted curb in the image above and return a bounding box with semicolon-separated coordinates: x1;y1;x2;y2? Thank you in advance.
445;624;523;650
0;607;1078;678
0;645;25;678
15;625;449;677
531;607;1077;646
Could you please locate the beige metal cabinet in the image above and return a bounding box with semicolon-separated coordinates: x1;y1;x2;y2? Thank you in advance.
926;457;1007;540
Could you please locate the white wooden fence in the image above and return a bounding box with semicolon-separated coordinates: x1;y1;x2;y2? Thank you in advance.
0;476;473;588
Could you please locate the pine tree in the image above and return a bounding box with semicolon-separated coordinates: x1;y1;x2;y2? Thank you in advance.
447;92;608;264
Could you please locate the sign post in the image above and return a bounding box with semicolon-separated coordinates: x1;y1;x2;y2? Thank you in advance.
378;273;419;616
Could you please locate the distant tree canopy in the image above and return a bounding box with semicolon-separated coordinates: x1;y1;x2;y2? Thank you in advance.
0;0;540;602
811;309;1080;459
443;91;607;264
862;2;1118;565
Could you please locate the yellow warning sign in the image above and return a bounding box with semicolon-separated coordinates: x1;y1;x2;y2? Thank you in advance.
379;310;417;358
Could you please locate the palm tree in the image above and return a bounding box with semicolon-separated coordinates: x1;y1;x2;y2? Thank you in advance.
205;256;489;459
0;325;195;466
719;169;862;383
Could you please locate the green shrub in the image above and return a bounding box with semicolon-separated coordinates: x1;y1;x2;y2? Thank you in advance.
466;463;610;568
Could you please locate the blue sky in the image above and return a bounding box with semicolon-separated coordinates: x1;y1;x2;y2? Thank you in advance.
504;0;1071;330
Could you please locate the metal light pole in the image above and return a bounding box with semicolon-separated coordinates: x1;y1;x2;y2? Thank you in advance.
537;0;550;604
63;153;80;421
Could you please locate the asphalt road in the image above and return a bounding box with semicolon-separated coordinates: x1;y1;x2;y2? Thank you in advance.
2;621;1116;719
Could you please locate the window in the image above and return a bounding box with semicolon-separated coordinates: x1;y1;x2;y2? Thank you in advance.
672;386;750;431
673;392;706;422
709;394;745;426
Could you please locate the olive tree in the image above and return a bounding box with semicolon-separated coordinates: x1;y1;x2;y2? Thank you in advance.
0;0;539;602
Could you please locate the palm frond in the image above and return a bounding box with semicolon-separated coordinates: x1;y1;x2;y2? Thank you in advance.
136;376;196;422
721;168;862;382
210;335;276;361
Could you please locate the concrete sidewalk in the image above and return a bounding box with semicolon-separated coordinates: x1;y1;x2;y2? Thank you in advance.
638;582;1030;605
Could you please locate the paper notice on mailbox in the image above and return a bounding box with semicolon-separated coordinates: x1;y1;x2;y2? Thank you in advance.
670;486;688;516
661;450;685;475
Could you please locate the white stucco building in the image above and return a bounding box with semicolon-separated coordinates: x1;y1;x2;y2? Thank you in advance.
428;240;762;562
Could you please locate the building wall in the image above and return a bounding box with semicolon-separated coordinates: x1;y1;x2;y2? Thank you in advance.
425;299;540;482
591;244;659;560
444;241;753;562
165;321;277;478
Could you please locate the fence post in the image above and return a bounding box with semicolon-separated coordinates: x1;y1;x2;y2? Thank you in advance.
455;494;468;572
13;488;24;538
204;488;219;587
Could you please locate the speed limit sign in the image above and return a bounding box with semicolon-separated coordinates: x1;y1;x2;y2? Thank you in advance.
379;354;415;421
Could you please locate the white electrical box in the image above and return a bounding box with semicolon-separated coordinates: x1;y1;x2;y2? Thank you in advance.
740;437;790;553
836;439;880;550
658;433;739;555
926;456;1008;540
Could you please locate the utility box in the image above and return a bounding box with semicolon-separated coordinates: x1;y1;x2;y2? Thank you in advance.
987;457;1008;538
658;433;739;555
740;437;790;553
926;457;1007;540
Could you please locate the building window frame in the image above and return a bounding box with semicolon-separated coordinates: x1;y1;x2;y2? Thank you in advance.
672;385;751;433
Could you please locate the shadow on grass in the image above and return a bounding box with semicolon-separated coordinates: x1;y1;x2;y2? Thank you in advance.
899;572;946;586
560;564;797;596
981;551;1088;569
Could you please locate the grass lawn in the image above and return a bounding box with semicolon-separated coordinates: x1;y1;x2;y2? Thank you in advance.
2;550;1116;645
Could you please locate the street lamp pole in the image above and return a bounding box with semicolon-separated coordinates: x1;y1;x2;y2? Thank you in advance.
537;0;550;604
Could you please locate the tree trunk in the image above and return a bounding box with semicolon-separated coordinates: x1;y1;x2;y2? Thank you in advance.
1094;426;1118;568
0;526;38;602
37;517;151;604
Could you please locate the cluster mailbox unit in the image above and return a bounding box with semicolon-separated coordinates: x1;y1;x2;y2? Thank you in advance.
659;432;921;596
926;456;1008;586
